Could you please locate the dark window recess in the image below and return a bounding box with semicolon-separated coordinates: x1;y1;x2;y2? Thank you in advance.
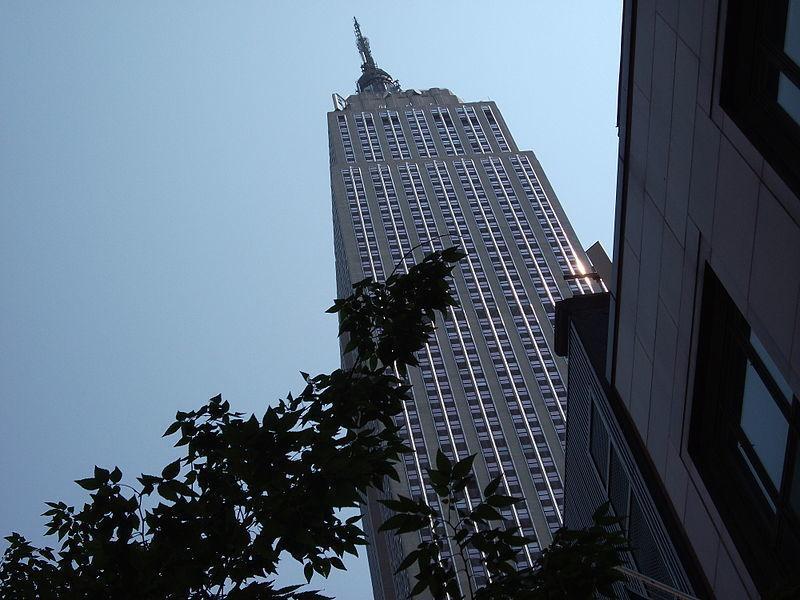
590;398;610;485
689;265;800;592
628;494;670;585
608;447;630;525
721;0;800;195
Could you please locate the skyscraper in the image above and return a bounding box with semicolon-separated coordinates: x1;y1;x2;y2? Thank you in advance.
329;19;603;599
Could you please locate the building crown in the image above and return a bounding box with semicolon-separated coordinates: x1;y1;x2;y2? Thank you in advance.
353;17;400;94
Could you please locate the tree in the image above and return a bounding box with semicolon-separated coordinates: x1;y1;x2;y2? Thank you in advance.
0;248;626;599
378;448;627;600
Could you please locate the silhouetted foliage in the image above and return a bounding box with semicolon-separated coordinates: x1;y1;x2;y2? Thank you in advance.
381;448;628;600
1;248;626;599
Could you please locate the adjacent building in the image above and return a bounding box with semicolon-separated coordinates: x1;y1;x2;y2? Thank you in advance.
329;19;603;599
559;0;800;598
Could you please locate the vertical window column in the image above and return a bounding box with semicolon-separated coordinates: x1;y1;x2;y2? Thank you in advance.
379;111;411;160
341;167;437;556
336;114;355;163
404;109;437;157
456;159;568;438
431;107;465;156
354;112;384;162
481;106;511;152
400;162;542;566
427;160;564;538
510;155;601;294
456;106;492;153
371;164;477;590
481;157;563;320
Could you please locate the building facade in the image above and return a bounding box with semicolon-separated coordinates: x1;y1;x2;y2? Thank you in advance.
560;0;800;598
329;19;603;600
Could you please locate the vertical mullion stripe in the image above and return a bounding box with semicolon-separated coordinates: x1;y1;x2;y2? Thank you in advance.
372;164;480;590
427;160;550;554
458;159;567;436
401;162;543;563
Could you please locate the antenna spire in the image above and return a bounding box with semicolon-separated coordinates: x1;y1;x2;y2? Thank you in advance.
352;17;400;94
354;17;376;70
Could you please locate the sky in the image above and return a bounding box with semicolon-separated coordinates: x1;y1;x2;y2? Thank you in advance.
0;2;622;596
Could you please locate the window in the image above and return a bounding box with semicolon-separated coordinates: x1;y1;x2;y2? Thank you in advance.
589;398;610;485
722;0;800;194
689;266;800;591
608;447;630;527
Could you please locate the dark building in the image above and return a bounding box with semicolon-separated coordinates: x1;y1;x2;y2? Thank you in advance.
559;0;800;598
329;19;604;600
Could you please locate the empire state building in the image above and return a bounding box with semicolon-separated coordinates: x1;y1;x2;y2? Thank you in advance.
329;19;602;599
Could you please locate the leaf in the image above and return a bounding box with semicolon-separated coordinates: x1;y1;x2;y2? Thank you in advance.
396;515;429;534
506;535;531;546
75;477;100;491
110;466;122;484
470;504;503;522
304;562;313;583
440;247;467;262
157;482;178;502
379;514;413;532
162;421;181;437
486;494;518;508
435;448;452;475
483;475;503;497
592;501;612;520
395;550;419;573
161;459;181;480
94;465;110;482
451;453;476;480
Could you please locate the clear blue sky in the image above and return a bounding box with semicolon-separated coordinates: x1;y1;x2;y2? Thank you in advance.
0;2;621;596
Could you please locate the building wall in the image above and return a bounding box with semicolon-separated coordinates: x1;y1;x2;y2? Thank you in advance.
611;0;800;597
563;315;696;598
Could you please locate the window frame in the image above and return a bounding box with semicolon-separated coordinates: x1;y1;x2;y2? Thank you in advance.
688;265;800;591
721;0;800;196
589;395;610;486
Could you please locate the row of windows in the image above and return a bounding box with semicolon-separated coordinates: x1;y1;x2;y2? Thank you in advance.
482;156;563;318
336;115;355;164
430;107;466;156
341;150;592;305
406;108;437;158
336;105;511;164
690;266;800;591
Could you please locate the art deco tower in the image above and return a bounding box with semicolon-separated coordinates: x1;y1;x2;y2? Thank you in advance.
329;19;603;599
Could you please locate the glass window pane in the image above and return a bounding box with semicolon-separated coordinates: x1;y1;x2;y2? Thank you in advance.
791;445;800;515
786;0;800;66
740;362;790;488
750;332;794;400
590;399;609;486
778;73;800;126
